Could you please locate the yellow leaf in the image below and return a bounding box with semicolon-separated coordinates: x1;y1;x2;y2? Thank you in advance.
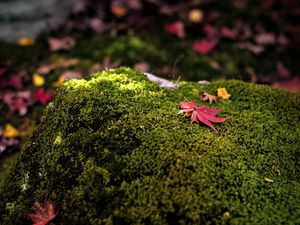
53;76;66;88
32;74;45;87
18;37;35;46
217;88;231;100
4;124;20;138
188;9;204;23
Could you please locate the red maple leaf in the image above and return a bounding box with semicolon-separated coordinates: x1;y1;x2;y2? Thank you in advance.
28;200;58;225
193;39;218;54
34;89;53;105
165;21;185;38
178;101;227;132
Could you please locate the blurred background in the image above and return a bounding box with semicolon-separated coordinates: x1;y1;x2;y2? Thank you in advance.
0;0;299;169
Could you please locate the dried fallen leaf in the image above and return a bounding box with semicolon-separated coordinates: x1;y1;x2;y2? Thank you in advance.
52;58;79;69
220;26;238;39
60;71;84;79
36;65;54;75
87;18;106;33
255;32;276;45
2;91;34;115
217;88;231;100
0;70;29;89
28;200;58;225
238;42;264;55
178;101;227;132
48;37;76;51
200;92;217;104
3;124;20;138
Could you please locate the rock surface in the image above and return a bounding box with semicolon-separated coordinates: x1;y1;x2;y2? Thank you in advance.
0;67;299;224
0;0;77;41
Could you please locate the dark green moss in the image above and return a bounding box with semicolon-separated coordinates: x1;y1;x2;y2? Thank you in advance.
0;67;299;224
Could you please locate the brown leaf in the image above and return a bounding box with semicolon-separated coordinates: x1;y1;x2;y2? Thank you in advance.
200;92;217;104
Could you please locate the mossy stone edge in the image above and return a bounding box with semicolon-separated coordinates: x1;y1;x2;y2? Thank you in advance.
0;67;299;225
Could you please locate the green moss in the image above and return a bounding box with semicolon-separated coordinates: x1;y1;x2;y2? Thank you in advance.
0;153;18;188
0;67;299;224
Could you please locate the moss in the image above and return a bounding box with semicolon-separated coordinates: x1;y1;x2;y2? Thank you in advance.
0;67;299;224
0;153;18;188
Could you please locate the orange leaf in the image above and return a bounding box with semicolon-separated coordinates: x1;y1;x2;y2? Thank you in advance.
18;37;35;46
111;5;127;17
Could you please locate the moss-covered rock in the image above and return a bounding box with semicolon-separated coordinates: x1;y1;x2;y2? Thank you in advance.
0;67;299;225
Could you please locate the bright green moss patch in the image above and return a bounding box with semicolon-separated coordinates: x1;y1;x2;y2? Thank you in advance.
0;67;299;225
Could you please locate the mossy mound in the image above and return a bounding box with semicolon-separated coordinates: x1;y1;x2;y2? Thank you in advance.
0;67;299;225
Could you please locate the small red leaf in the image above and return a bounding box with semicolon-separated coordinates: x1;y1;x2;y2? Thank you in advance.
35;89;53;105
165;21;185;38
193;39;218;54
28;200;58;225
178;101;228;131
